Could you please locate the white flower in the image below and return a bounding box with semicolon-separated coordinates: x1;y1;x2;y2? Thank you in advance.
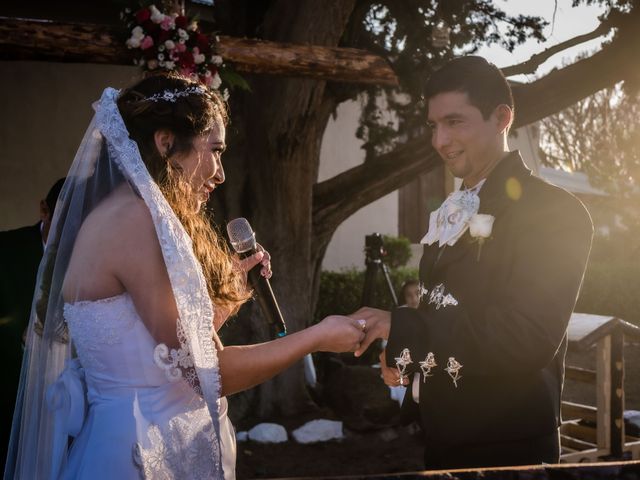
131;26;145;38
164;61;175;69
194;53;206;64
158;45;165;52
126;36;141;49
211;72;222;89
178;28;189;40
469;213;494;261
179;38;186;44
165;40;176;50
157;53;165;61
211;55;223;66
468;214;495;240
150;5;165;23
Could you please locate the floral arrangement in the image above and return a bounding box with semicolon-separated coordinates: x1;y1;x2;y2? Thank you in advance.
122;4;224;91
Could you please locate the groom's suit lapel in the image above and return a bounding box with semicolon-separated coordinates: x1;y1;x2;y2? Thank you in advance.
430;151;531;275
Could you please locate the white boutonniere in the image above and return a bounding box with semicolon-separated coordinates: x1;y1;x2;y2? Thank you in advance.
468;214;495;261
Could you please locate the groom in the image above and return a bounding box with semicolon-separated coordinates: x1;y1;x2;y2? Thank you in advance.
352;56;593;469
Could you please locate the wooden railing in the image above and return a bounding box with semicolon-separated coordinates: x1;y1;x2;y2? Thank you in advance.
560;314;640;462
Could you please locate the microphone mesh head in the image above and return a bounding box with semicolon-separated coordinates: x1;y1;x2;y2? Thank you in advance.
227;217;256;253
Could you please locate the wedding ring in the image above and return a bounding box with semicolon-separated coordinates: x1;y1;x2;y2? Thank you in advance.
357;319;367;331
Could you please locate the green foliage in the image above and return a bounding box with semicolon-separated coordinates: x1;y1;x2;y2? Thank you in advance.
381;235;412;269
577;259;640;327
575;228;640;326
315;266;418;323
219;68;252;92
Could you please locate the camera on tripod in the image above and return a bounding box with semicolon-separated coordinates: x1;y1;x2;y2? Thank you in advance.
364;233;387;263
361;233;398;308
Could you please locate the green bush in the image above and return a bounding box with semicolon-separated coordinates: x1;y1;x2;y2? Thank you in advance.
315;266;418;322
381;235;412;269
576;259;640;326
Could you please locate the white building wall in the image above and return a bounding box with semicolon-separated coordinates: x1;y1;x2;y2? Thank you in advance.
318;99;398;271
0;61;140;230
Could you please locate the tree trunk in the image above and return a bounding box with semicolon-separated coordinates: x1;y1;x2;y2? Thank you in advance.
220;0;357;417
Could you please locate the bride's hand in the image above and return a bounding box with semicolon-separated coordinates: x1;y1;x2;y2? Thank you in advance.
312;315;366;353
236;244;272;282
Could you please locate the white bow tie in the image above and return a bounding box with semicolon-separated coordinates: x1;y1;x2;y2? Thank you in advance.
421;180;486;247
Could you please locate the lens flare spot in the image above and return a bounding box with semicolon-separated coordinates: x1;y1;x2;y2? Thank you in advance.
506;177;522;201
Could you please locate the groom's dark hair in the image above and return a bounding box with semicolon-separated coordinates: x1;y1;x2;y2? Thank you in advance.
424;56;514;121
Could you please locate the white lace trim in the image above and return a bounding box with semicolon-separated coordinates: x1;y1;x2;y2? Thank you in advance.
133;406;220;479
97;88;223;475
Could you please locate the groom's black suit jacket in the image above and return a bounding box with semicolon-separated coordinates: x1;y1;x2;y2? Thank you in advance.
386;151;593;469
0;222;43;465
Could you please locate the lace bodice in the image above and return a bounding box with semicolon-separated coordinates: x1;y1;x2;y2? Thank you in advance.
65;293;167;388
62;293;231;479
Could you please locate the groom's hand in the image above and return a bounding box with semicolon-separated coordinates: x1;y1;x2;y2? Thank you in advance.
379;350;409;386
348;307;391;357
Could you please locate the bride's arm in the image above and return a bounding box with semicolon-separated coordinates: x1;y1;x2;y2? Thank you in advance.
216;316;364;397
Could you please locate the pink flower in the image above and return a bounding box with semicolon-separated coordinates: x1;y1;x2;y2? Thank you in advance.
180;67;194;77
140;36;154;50
175;42;187;53
160;16;175;31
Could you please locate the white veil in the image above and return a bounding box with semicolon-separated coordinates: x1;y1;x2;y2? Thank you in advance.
4;88;224;479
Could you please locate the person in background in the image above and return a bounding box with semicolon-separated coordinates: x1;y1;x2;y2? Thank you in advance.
0;177;65;467
400;279;420;309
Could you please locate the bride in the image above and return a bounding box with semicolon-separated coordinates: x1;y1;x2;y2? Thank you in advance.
4;74;365;479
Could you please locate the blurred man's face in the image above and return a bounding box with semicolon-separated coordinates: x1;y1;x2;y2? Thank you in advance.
404;284;420;309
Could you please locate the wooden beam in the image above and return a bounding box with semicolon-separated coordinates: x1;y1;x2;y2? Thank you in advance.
562;401;597;424
561;434;597;451
566;365;597;384
561;422;598;445
0;16;398;86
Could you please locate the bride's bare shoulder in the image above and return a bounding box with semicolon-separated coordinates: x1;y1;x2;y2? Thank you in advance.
64;185;159;300
84;185;154;239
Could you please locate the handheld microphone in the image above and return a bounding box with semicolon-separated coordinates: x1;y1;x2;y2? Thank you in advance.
226;218;287;337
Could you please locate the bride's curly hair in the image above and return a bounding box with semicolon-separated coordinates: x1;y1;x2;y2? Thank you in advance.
117;73;250;315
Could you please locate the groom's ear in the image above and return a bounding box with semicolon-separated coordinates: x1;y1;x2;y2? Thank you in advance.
153;129;176;159
493;104;513;134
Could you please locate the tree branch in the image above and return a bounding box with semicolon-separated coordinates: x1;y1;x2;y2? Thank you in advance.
312;137;441;241
0;16;398;86
501;20;612;77
511;32;639;128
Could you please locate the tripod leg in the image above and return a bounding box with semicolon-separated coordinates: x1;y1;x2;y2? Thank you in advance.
361;261;377;307
381;263;399;307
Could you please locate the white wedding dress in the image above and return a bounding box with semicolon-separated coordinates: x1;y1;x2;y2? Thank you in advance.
6;88;234;480
58;292;236;479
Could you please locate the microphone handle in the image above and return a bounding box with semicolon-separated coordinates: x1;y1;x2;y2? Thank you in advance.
246;264;287;337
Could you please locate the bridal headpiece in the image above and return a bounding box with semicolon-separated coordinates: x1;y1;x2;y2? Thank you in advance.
144;85;208;102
